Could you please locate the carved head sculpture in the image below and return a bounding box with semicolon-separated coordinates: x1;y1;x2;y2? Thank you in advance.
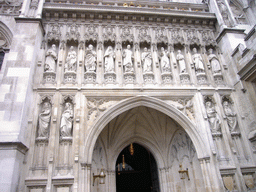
44;101;51;108
70;46;74;51
208;48;213;54
192;48;197;53
223;101;229;108
161;47;165;52
65;102;72;110
88;44;93;50
52;44;56;51
144;47;148;52
127;45;131;49
177;50;181;54
205;101;212;108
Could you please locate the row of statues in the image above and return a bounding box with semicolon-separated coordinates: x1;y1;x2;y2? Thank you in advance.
37;97;237;138
38;102;73;138
44;44;222;76
205;100;237;133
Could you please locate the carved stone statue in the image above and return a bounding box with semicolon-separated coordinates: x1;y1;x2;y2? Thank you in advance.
192;48;205;73
122;45;134;73
45;44;57;72
60;102;74;137
38;102;51;138
64;46;77;72
85;44;97;72
141;47;152;73
208;48;221;74
223;101;237;132
159;47;171;73
205;101;220;133
104;46;115;73
176;50;187;73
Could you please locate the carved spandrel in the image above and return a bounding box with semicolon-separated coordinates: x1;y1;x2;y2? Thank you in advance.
87;99;117;123
165;98;194;122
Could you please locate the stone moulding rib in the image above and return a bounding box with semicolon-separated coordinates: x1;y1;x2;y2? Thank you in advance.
43;3;216;20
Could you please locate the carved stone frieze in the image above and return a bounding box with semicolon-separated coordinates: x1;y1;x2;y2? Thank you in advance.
0;0;22;15
84;71;96;83
186;29;200;45
165;98;194;121
161;72;172;84
156;27;168;43
180;73;190;84
202;31;216;46
104;72;116;84
84;24;98;41
143;72;154;84
213;73;224;85
43;71;56;83
170;130;196;165
171;29;184;44
124;72;135;84
196;73;208;84
138;26;151;43
66;23;80;41
47;24;61;41
103;25;116;42
121;26;134;42
87;98;117;122
64;72;76;84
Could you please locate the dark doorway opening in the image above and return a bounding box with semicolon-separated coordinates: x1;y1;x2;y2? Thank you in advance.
116;143;160;192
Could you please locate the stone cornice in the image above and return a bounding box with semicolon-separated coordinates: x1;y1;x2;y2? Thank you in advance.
244;25;256;41
43;3;216;21
0;141;29;155
216;28;245;43
237;54;256;81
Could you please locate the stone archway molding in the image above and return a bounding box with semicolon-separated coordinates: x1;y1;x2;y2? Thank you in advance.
84;95;210;164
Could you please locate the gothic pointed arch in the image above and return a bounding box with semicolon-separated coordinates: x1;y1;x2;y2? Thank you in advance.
85;96;210;165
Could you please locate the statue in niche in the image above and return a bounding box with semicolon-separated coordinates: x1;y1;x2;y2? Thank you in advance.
159;47;171;73
85;44;97;72
223;101;237;132
205;100;221;133
44;44;57;72
60;102;74;137
176;50;187;73
141;47;153;73
122;44;134;73
38;102;51;138
104;46;115;73
208;48;221;74
192;48;205;73
64;46;77;72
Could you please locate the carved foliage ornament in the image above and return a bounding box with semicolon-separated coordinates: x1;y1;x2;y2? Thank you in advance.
87;99;107;120
66;23;80;41
103;25;116;42
156;28;168;43
47;24;61;41
171;29;184;44
84;25;98;41
121;26;134;42
138;27;151;43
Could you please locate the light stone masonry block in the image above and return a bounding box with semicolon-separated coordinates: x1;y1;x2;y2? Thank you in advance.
7;68;30;77
25;45;34;61
7;52;18;61
0;84;10;102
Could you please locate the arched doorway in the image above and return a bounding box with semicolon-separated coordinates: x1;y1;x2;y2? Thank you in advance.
116;143;160;192
88;96;217;192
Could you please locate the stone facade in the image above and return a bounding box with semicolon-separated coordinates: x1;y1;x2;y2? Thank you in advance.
0;0;256;191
